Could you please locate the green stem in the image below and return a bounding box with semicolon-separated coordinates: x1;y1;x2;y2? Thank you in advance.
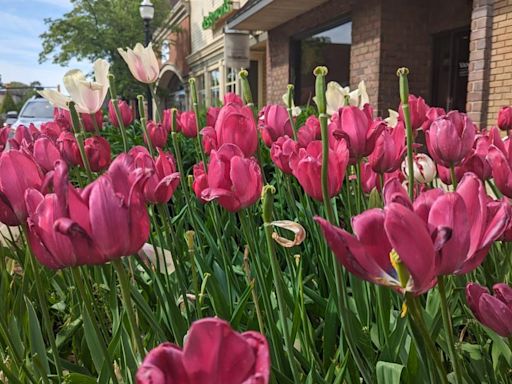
285;84;298;140
108;74;129;152
261;186;301;382
71;268;118;383
112;259;145;358
150;84;161;122
189;78;207;166
397;68;415;200
69;102;93;181
450;164;458;190
438;276;463;384
90;112;101;135
185;230;202;317
407;295;449;384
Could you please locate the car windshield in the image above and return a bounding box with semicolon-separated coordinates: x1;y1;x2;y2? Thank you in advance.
20;101;54;119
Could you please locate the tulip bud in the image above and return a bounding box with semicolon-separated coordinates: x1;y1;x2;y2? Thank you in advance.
497;106;512;132
108;99;133;128
145;120;168;148
259;104;294;147
398;94;428;132
57;131;82;166
84;136;111;172
178;111;198;138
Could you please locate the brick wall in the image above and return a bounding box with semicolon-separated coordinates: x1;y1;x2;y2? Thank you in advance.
166;16;191;76
266;0;351;104
487;0;512;127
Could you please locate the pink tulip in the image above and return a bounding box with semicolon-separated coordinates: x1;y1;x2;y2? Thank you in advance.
259;104;293;147
9;124;41;151
466;282;512;337
0;150;44;225
436;163;465;186
81;110;103;132
178;111;198;138
213;103;258;157
40;121;66;142
315;202;437;295
425;111;476;167
289;139;349;201
136;318;270;384
192;162;208;203
80;170;150;259
146;120;168;148
200;126;218;155
329;105;385;163
360;163;402;193
0;127;9;152
398;95;428;131
297;116;321;148
201;144;262;212
368;121;405;174
53;108;71;130
224;92;244;106
487;141;512;198
84;136;111;172
462;130;498;181
270;135;299;175
33;137;62;173
207;106;221;127
24;161;104;268
57;131;82;166
497;106;512;132
108;99;133;127
421;107;446;131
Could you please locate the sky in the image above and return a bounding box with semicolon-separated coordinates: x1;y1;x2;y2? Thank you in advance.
0;0;91;89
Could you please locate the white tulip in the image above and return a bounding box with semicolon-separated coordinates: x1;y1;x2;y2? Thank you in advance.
118;43;159;84
325;80;369;115
401;153;437;184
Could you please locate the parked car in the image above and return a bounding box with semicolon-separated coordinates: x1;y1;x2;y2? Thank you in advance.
3;111;18;126
11;96;54;129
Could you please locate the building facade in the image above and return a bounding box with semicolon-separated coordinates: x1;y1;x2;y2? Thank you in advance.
226;0;512;128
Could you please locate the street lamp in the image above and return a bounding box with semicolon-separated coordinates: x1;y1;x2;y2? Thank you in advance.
139;0;154;120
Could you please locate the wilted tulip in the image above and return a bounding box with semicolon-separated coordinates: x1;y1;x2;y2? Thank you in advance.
289;139;349;201
178;111;198;138
136;318;270;384
270;135;299;175
224;92;243;106
259;104;294;147
368;121;405;174
401;153;436;184
146;120;168;148
0;150;44;225
118;43;159;84
315;202;437;295
398;95;428;132
466;282;512;337
108;99;133;127
212;103;258;157
40;59;110;114
497;106;512;132
201;144;262;212
426;111;476;167
33;137;62;173
329;105;385;163
84;136;111;172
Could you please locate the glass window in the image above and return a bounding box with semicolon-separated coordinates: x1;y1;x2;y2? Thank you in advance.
21;100;54;119
161;40;170;62
210;69;220;106
196;74;206;106
294;21;352;105
226;67;237;95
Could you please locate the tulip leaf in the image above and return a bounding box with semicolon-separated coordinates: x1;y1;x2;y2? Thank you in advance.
230;281;253;329
64;373;98;384
25;297;50;378
81;305;105;376
323;295;338;370
376;361;404;384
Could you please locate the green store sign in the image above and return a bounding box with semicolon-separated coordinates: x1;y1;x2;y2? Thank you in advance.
202;0;232;30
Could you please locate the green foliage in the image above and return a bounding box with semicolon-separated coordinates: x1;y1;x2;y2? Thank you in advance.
0;92;18;113
39;0;172;98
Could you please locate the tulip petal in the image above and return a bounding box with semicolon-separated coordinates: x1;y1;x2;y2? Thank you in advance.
136;342;189;384
478;293;512;337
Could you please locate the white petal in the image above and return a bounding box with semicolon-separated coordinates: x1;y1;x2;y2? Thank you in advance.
38;89;71;110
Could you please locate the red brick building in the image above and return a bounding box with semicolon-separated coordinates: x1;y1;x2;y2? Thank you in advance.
227;0;512;128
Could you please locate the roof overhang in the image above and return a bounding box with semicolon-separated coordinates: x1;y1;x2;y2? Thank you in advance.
227;0;330;31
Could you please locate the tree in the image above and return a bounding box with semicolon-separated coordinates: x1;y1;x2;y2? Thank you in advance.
39;0;172;99
1;92;19;113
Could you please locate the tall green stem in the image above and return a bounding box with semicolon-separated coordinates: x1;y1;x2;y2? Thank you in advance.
108;74;129;152
285;84;298;140
397;68;415;200
261;186;301;382
438;276;463;384
69;102;93;181
138;95;155;156
450;165;459;190
112;260;145;358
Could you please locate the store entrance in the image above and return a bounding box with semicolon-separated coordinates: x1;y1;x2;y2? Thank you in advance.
431;28;470;112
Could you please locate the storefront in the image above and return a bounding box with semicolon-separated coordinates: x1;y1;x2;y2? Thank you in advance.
227;0;512;128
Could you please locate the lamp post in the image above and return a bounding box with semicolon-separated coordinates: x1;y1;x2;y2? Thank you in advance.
139;0;154;120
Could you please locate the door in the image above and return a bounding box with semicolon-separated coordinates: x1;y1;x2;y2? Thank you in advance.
432;28;470;112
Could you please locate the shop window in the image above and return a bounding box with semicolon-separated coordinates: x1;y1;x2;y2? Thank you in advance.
196;74;206;106
293;21;352;105
210;69;221;106
161;40;170;63
226;67;237;95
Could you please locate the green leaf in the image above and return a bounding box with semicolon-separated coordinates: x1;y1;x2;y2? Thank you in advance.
64;373;98;384
81;305;105;376
376;361;404;384
25;297;50;378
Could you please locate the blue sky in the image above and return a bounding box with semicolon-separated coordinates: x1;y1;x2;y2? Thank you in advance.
0;0;91;89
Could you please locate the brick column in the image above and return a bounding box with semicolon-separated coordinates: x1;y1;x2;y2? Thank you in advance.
466;0;493;127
